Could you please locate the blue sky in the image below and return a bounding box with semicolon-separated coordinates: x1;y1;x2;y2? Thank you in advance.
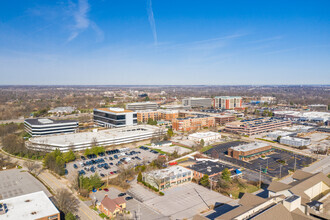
0;0;329;85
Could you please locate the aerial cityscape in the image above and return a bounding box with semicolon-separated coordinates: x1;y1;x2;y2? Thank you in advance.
0;1;329;220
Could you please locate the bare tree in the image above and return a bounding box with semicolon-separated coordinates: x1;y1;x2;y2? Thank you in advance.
55;188;79;214
149;176;162;190
24;161;41;174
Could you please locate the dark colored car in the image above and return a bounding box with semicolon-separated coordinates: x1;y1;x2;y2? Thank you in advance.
125;196;133;201
103;188;109;192
118;193;126;197
73;164;78;169
81;156;86;160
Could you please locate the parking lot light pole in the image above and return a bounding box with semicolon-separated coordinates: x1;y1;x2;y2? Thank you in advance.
280;164;282;179
294;155;297;172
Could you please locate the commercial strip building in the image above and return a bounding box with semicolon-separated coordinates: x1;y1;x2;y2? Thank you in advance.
188;132;221;144
26;125;165;152
48;106;76;115
97;195;126;219
213;96;242;109
172;115;216;132
136;109;178;123
182;98;213;108
308;104;328;112
227;142;273;161
267;130;295;140
279;136;311;147
24;118;78;136
93;107;137;128
0;191;60;220
225;118;291;136
126;102;158;111
142;166;192;190
274;110;330;124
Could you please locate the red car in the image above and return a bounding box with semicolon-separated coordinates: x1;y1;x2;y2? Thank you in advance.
110;172;114;175
103;188;109;192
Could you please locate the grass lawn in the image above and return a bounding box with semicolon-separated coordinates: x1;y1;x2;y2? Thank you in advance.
176;157;189;163
200;145;215;153
229;184;259;199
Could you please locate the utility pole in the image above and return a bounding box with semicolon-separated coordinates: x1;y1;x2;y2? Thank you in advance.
280;164;282;179
294;155;297;172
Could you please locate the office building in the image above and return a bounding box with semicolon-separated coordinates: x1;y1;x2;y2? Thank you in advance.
213;96;242;109
136;109;178;123
172;115;215;132
214;114;236;125
260;96;276;103
280;125;315;133
279;136;311;147
26;125;165;152
93;107;137;128
225;118;291;136
142;166;192;190
0;191;60;220
126;102;158;111
182;98;213;108
24;118;78;137
227;142;273;161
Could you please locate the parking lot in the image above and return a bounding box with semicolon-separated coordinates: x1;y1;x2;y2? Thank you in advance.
204;141;316;179
150;144;192;155
66;147;160;178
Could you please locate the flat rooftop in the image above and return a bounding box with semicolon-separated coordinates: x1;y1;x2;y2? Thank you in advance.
0;191;59;220
281;136;311;141
146;166;191;179
268;130;295;136
189;132;220;139
230;142;270;152
0;169;51;199
29;125;160;147
95;107;133;113
127;102;157;105
186;161;230;176
24;118;77;126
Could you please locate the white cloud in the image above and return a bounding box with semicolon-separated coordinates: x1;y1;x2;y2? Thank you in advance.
147;0;157;45
68;0;103;42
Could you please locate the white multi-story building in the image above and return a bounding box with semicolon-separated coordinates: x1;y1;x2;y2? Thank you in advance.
93;107;137;128
267;131;295;140
26;125;165;152
182;98;213;108
213;96;242;109
24;118;78;137
126;102;158;111
279;136;311;147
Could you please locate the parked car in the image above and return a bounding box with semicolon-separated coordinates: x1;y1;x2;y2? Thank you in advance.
118;193;126;197
103;188;109;192
81;156;86;160
125;196;133;201
73;164;78;169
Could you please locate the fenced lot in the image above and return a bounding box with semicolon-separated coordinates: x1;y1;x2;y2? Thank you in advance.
66;147;159;178
204;141;316;179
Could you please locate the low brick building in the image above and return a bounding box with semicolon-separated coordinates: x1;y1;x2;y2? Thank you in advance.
228;142;273;161
172;115;215;132
97;195;126;218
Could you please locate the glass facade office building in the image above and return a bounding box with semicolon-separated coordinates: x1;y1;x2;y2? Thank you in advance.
93;108;137;128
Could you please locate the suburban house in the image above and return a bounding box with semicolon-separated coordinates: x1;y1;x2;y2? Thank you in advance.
97;195;126;218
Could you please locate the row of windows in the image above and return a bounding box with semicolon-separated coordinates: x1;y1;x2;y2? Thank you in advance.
94;111;126;120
